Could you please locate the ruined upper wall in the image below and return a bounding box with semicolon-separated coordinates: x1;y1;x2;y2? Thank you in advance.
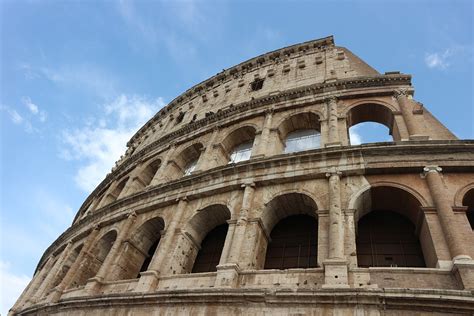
127;36;380;153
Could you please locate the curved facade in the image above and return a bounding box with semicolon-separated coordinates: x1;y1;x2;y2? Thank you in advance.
11;36;474;315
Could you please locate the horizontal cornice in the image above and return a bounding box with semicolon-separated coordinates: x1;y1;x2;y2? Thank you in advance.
37;140;474;273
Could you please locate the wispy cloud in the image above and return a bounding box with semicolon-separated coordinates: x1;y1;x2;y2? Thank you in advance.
22;97;47;122
1;105;24;125
0;261;30;316
424;45;472;70
425;49;452;69
60;94;165;192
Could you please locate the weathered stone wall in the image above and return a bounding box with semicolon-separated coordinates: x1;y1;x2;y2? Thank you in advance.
11;36;474;315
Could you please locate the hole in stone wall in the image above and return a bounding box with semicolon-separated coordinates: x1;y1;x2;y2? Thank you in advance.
250;78;264;91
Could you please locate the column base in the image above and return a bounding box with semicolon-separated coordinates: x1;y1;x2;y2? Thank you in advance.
134;270;160;292
409;135;430;141
325;142;342;148
84;276;103;294
452;259;474;290
322;259;350;289
215;263;240;288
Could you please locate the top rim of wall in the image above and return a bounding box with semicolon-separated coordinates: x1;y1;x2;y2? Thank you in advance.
127;35;336;147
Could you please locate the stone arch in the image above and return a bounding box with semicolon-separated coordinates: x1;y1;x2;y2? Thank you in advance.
454;183;474;207
183;204;231;273
139;158;162;187
70;229;118;288
352;185;428;268
99;176;130;207
275;111;322;154
345;101;397;143
174;142;204;176
260;193;319;270
220;125;257;164
114;216;165;280
460;185;474;230
50;244;84;291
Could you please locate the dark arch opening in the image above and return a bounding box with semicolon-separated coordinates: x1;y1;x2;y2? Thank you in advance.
462;188;474;230
357;211;426;267
264;214;318;270
191;224;228;273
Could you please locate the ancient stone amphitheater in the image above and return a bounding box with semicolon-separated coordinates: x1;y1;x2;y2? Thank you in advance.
11;36;474;315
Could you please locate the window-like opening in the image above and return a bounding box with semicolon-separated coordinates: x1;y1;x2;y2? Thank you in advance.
347;103;395;144
462;188;474;230
175;111;185;125
357;211;425;267
251;78;264;91
141;159;161;187
175;143;203;177
70;230;117;288
349;122;392;145
221;126;256;165
354;186;428;268
229;141;253;163
184;159;197;175
115;217;164;280
285;129;320;153
192;224;228;273
277;112;321;154
137;238;160;277
50;244;83;291
264;215;317;269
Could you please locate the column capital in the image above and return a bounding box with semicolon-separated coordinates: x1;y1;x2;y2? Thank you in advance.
423;165;442;175
325;95;339;104
394;88;408;99
325;170;342;178
241;182;256;189
175;196;188;203
264;107;275;115
127;211;138;219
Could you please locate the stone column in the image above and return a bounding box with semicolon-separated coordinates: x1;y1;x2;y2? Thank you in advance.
344;209;357;268
194;128;219;172
423;166;471;261
150;144;176;186
218;219;237;265
394;89;424;139
135;198;188;292
323;171;349;288
85;212;137;294
227;183;255;263
325;96;341;147
50;227;100;302
215;183;255;288
253;109;273;158
326;171;344;259
27;243;73;305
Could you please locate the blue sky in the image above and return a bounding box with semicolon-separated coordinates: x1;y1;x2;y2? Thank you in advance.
0;0;472;313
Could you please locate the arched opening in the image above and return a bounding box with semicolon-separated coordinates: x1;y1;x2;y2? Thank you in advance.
186;204;231;273
175;143;203;176
354;186;427;268
462;188;474;230
115;217;165;280
222;126;256;164
70;230;117;288
347;103;395;145
50;244;83;291
140;159;161;187
100;177;129;206
192;224;228;273
264;215;317;269
261;193;318;270
277;112;321;153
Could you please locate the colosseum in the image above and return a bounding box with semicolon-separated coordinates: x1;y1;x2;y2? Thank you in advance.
11;36;474;315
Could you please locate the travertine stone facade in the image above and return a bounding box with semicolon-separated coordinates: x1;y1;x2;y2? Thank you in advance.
11;36;474;315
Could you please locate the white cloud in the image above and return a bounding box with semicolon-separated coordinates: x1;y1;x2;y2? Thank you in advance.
60;94;165;192
1;106;24;125
22;97;39;114
425;49;452;69
349;126;363;145
0;261;31;316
